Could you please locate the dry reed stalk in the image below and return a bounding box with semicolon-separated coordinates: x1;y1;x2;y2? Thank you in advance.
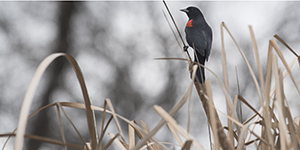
194;81;234;150
14;53;97;150
220;22;234;148
128;121;135;149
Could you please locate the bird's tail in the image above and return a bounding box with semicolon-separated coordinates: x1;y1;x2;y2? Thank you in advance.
194;53;206;83
195;64;205;83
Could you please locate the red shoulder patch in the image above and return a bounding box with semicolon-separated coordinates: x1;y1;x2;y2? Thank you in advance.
186;19;193;27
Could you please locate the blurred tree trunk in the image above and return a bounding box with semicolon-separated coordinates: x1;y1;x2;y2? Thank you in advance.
26;2;75;150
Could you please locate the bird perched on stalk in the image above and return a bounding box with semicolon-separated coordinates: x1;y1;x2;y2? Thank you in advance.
180;6;212;83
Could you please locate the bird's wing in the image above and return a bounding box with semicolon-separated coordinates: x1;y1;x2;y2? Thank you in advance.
186;28;207;57
204;27;213;61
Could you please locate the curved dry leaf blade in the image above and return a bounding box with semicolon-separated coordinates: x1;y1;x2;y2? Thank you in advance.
15;53;97;150
220;22;229;92
64;54;97;149
221;22;264;106
15;53;68;150
105;99;127;145
153;105;205;150
59;101;164;149
270;39;300;95
269;57;297;98
6;133;84;149
108;133;126;150
249;25;265;93
274;34;298;57
220;24;233;145
4;103;57;150
25;134;84;149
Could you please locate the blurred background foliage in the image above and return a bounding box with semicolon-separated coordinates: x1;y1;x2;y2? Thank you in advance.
0;1;299;149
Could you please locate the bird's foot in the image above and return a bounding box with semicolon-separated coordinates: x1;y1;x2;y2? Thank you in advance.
183;45;189;52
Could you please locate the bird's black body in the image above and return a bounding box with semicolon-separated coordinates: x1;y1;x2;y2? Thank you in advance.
181;6;212;83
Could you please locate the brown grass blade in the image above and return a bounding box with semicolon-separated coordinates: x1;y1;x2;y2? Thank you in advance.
132;121;155;150
216;107;269;146
284;102;299;149
269;57;297;98
15;53;66;150
220;22;234;146
167;123;183;146
272;55;290;149
274;34;298;57
56;102;89;148
220;22;229;93
195;63;239;121
15;53;97;149
101;133;119;150
108;133;126;150
64;54;97;149
162;10;182;50
140;120;160;150
25;134;84;149
205;80;220;150
249;25;265;94
260;40;275;150
236;124;251;150
105;99;127;145
181;140;193;150
128;120;135;149
270;39;300;95
238;95;263;119
140;120;150;133
58;102;167;149
3;133;84;149
153;105;205;150
97;116;113;150
97;100;107;150
55;103;67;150
132;68;195;150
221;22;264;106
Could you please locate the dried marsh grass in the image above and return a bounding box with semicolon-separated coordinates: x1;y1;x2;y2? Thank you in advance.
1;22;300;150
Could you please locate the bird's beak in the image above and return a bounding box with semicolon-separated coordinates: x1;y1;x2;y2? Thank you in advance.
180;8;188;13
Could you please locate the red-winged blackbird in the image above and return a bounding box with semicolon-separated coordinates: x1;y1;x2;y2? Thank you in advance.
181;6;212;83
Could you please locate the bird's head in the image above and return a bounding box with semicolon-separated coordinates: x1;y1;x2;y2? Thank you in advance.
180;6;203;19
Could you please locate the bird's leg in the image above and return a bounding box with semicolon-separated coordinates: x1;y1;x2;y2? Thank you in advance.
183;45;189;52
